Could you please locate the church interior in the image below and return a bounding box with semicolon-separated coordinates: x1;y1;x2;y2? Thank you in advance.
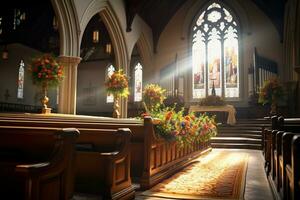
0;0;299;199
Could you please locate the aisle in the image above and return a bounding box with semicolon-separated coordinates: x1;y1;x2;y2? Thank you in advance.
136;149;274;200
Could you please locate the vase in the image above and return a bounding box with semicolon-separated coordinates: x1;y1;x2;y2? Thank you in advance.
41;82;52;114
113;94;120;118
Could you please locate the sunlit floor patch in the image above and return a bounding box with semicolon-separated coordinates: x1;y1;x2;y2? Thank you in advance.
142;150;248;199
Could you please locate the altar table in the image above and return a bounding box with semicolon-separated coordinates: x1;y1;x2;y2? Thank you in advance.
188;105;237;125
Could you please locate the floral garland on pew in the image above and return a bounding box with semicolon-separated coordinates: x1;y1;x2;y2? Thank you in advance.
141;84;218;147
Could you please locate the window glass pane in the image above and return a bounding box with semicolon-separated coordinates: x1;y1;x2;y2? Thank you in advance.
134;62;142;102
17;60;25;99
192;2;239;99
207;29;221;96
106;64;115;103
192;31;206;98
224;29;239;97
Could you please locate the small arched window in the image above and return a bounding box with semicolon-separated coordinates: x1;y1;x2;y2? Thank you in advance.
106;64;115;103
17;60;25;99
134;62;143;102
192;2;239;99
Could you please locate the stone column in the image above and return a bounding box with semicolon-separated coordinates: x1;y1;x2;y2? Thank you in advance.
58;56;81;114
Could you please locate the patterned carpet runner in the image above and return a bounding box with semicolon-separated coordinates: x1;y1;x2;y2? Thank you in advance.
142;150;248;199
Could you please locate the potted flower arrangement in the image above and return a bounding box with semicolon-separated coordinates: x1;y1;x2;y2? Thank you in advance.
29;54;64;114
142;84;166;111
104;69;129;118
258;77;284;115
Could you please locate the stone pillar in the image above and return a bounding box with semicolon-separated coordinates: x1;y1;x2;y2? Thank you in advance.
58;56;81;114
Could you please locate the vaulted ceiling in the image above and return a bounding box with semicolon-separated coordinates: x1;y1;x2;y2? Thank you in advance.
124;0;286;49
0;0;286;55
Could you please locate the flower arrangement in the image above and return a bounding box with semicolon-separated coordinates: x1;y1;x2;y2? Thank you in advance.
258;77;283;105
105;69;129;98
143;107;217;147
143;84;166;110
29;54;64;87
199;95;226;106
140;83;217;146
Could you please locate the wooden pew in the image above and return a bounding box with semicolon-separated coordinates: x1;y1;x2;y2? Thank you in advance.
270;117;300;199
0;117;145;179
139;117;211;189
0;126;79;200
285;134;300;200
0;120;135;199
0;114;212;190
263;115;279;175
75;128;134;200
281;132;300;200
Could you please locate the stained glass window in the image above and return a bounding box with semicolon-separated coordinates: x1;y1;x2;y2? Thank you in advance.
106;64;115;103
192;2;239;98
17;60;25;99
134;62;142;102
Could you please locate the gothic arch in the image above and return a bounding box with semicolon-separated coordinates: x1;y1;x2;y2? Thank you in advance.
181;0;252;40
51;0;81;57
79;0;128;74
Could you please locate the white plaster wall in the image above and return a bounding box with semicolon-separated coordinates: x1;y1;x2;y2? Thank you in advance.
0;43;57;108
154;0;283;106
76;60;113;115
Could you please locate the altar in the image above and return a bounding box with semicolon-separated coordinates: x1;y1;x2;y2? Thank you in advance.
189;104;237;125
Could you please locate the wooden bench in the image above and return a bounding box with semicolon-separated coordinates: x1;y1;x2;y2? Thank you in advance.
262;116;278;175
285;134;300;200
0;118;135;199
0;126;79;200
0;113;212;190
75;128;134;200
265;116;300;199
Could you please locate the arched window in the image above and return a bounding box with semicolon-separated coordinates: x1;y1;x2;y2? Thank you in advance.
134;62;143;102
17;60;25;99
192;2;239;99
106;64;115;103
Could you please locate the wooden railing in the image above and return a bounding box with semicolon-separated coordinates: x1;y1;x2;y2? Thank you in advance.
250;48;278;94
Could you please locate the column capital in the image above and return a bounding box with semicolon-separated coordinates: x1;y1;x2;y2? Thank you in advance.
58;55;82;65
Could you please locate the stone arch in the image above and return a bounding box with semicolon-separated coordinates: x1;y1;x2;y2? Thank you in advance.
78;1;129;117
51;0;81;57
136;33;154;84
79;1;128;73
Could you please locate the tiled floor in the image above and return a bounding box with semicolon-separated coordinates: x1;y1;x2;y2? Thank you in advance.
74;149;275;200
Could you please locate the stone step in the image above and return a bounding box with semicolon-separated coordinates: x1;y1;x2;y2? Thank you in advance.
218;129;262;134
211;143;262;150
237;118;270;123
219;123;266;127
211;137;262;144
218;126;263;131
216;133;262;139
